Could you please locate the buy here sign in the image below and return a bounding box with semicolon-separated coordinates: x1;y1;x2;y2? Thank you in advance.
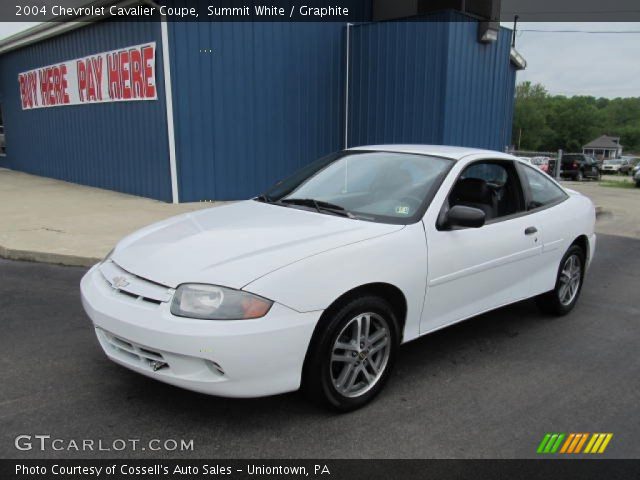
18;42;157;110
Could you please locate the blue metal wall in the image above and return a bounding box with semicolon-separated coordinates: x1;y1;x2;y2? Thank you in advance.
347;15;450;147
348;11;516;151
0;20;172;201
168;22;347;201
441;16;516;150
0;10;517;203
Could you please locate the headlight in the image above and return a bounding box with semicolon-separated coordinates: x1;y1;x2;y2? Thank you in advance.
170;284;273;320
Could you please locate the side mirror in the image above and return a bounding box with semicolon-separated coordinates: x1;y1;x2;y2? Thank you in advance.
442;205;485;229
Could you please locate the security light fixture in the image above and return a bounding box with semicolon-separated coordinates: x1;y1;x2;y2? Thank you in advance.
478;21;499;43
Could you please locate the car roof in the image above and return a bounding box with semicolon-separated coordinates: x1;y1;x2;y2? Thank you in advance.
347;144;514;161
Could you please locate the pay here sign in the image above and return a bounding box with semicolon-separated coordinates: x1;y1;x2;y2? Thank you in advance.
18;42;157;110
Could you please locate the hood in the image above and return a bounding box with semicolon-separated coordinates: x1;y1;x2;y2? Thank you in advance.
112;200;403;289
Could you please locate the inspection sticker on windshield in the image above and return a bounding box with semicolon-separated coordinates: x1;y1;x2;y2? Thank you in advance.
395;205;410;215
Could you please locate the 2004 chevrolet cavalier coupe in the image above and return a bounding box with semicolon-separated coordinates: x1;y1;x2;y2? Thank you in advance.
81;145;596;410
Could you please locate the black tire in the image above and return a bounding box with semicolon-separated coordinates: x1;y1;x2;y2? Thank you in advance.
302;296;399;412
535;245;586;316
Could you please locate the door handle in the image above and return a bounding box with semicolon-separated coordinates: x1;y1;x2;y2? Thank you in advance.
524;226;538;235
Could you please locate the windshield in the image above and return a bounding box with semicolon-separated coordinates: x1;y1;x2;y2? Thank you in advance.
606;159;622;164
259;151;452;224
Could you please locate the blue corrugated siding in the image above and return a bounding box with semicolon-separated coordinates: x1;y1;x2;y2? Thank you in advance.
442;18;515;150
348;14;451;147
0;9;517;203
0;20;172;201
168;21;346;201
348;11;516;152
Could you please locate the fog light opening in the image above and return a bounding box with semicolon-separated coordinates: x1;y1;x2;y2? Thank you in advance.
150;360;169;371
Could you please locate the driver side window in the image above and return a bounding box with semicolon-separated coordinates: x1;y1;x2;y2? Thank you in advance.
448;161;525;222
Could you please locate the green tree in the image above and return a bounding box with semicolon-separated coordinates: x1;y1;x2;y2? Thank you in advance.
512;82;551;150
512;82;640;154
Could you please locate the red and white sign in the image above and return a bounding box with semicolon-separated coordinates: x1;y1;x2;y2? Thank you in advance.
18;42;157;110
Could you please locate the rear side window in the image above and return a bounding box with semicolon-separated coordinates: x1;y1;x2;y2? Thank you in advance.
521;166;568;210
562;154;582;164
461;163;508;185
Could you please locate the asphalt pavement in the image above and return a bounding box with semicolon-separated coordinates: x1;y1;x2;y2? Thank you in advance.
1;233;639;459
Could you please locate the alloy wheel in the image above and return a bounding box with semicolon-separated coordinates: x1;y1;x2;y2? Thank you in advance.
558;254;581;306
330;312;391;398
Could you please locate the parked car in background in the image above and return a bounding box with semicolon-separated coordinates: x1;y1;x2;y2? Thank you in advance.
632;159;640;176
0;125;5;155
602;158;626;175
560;153;601;181
531;156;551;174
635;168;640;188
620;156;640;176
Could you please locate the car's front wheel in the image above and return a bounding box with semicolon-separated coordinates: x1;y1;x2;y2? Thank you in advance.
535;245;585;315
302;296;398;411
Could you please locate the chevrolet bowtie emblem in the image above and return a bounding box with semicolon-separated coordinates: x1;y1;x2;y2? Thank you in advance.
112;276;130;289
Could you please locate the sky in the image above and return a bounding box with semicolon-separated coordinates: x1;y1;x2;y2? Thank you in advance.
1;21;639;99
504;22;640;98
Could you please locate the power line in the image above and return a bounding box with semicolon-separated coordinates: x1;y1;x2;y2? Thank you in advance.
519;29;640;33
502;9;640;14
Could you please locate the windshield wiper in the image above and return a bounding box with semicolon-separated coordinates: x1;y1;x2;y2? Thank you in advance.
255;194;274;203
280;198;354;218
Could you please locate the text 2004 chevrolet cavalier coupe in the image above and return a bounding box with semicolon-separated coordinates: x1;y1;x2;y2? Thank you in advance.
81;145;596;410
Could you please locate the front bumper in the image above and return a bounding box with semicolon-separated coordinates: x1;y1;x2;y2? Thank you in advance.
80;265;321;397
587;233;596;270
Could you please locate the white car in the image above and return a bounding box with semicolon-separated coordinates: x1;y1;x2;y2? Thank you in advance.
601;158;623;174
81;145;596;411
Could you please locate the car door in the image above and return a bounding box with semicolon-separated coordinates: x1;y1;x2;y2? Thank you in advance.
517;163;572;295
584;157;599;177
420;158;543;334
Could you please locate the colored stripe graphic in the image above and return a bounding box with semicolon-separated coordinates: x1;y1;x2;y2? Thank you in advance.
559;433;575;453
539;433;613;454
537;433;565;454
537;434;552;454
574;433;589;453
585;434;613;454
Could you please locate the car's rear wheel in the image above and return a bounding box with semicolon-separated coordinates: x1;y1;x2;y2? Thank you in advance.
302;296;398;411
535;245;585;316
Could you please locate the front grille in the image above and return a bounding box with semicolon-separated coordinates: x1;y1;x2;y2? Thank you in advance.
99;329;169;371
98;261;173;305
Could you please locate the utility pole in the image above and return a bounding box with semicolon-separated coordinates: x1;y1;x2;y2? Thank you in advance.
556;149;563;180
